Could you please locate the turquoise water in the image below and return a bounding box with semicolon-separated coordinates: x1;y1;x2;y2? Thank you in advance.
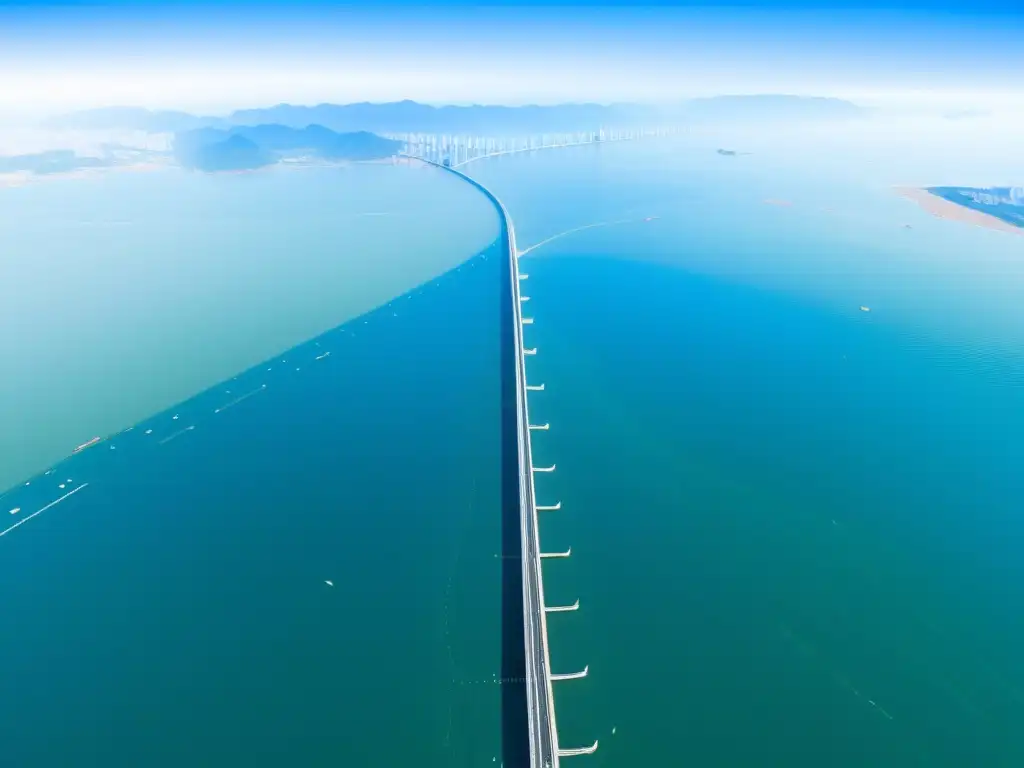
472;138;1024;765
0;162;496;492
3;134;1024;766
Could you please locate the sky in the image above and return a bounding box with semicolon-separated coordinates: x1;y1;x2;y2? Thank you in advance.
0;1;1022;115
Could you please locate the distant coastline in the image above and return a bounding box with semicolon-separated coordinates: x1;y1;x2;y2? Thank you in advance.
0;154;411;188
0;160;172;188
0;124;404;185
894;186;1024;236
172;125;402;172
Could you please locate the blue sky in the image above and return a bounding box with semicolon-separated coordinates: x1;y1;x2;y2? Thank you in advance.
1;1;1021;114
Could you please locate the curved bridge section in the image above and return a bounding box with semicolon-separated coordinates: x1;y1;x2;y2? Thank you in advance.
422;158;597;766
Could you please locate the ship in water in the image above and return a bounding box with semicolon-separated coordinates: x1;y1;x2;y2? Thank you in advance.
72;436;102;454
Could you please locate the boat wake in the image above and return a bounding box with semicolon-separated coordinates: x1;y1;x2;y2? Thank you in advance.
517;215;656;257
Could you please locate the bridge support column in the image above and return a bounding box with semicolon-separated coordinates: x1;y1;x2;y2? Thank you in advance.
559;741;600;758
540;547;571;559
545;599;580;613
551;664;588;681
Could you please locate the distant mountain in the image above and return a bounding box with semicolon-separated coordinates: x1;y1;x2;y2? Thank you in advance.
49;101;663;135
49;95;867;138
174;132;272;172
173;124;402;171
682;95;865;121
0;149;110;175
229;100;661;134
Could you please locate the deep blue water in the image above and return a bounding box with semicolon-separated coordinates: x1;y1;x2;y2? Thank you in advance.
0;240;512;766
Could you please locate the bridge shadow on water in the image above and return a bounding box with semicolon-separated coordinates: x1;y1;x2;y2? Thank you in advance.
498;217;531;768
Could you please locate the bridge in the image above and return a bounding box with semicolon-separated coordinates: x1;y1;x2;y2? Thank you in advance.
418;153;601;766
395;125;679;170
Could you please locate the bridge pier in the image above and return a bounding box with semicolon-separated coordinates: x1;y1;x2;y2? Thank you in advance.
540;547;571;559
544;599;580;613
551;665;588;681
559;742;600;758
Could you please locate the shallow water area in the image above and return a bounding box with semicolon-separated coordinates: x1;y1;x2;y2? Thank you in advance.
0;160;496;492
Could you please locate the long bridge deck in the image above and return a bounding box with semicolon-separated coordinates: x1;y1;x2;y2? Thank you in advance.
424;156;598;767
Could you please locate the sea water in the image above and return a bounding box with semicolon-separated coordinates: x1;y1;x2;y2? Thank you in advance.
0;162;512;766
3;132;1024;766
0;161;496;493
472;135;1024;766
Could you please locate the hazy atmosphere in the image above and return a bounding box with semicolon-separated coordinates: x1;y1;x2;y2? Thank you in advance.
2;2;1023;114
3;1;1024;766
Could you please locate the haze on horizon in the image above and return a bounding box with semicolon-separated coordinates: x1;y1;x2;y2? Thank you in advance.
1;2;1022;118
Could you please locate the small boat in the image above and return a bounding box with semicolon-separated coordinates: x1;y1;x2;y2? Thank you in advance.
8;508;20;515
73;436;102;454
325;580;334;587
860;306;871;313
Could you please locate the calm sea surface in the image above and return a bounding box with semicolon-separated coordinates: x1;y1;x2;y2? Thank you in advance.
0;161;496;492
0;161;509;766
3;131;1024;766
472;135;1024;766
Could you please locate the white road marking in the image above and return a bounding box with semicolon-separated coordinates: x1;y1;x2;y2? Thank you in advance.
158;425;196;445
0;484;90;538
214;385;267;414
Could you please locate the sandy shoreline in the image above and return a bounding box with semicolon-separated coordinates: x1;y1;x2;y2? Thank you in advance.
893;186;1023;236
